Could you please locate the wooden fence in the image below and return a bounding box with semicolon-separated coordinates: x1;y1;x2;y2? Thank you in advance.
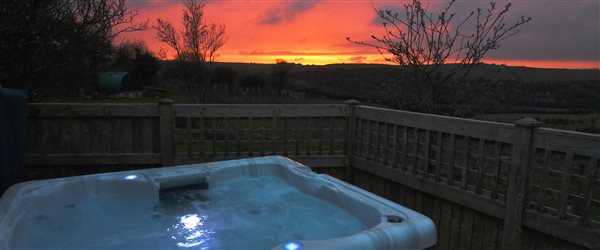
24;101;599;249
350;105;600;249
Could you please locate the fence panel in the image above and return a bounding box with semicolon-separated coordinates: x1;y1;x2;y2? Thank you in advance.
522;128;600;247
171;104;349;167
354;106;515;204
26;103;162;166
352;105;600;249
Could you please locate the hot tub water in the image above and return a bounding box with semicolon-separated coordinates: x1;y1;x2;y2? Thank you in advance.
14;175;366;249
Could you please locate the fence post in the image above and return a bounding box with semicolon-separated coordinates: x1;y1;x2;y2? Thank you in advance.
159;99;174;166
344;99;360;183
502;118;542;250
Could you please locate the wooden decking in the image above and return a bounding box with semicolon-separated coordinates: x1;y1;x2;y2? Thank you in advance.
24;101;600;249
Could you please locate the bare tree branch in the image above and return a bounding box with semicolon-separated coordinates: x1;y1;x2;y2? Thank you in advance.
152;0;227;103
348;0;530;114
154;0;226;64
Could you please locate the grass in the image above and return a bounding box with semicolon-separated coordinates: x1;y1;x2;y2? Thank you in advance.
38;88;193;103
38;89;348;106
475;113;600;133
41;96;161;103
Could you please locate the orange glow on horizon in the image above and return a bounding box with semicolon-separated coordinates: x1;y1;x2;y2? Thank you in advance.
216;54;599;69
120;1;599;70
216;53;387;65
149;47;599;69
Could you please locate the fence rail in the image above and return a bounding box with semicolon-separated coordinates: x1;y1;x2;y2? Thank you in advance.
24;101;600;249
351;106;600;249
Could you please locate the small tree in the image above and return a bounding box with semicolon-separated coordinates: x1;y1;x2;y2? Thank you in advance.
270;60;292;96
154;0;227;102
110;40;153;71
348;0;531;114
203;23;227;64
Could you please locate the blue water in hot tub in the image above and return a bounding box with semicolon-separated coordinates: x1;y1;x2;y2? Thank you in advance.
15;176;367;249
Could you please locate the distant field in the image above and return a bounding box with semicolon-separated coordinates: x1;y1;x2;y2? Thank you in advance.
39;90;346;105
213;62;600;83
475;113;600;133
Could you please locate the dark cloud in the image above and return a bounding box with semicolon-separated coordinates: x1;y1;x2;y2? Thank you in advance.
126;0;174;11
125;1;152;10
127;0;224;12
371;1;451;25
487;1;600;61
260;1;321;25
370;5;404;25
368;1;600;61
261;12;283;25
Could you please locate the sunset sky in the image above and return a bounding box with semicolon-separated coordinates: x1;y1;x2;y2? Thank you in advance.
121;0;600;69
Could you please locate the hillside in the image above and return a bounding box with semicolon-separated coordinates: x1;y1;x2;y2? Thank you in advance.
157;61;600;113
259;63;600;113
213;62;600;83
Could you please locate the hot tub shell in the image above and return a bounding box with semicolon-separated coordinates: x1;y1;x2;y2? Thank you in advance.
0;156;436;249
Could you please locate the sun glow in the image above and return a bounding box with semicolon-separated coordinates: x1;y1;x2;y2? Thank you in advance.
217;54;387;65
120;1;599;69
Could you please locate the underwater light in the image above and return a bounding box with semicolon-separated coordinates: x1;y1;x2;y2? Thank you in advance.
284;242;302;250
124;175;138;180
181;214;202;229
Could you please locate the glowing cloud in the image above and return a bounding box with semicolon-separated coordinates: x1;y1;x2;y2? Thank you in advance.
119;0;600;69
260;0;322;25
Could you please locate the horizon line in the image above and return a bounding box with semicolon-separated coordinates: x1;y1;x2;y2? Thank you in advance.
158;59;600;70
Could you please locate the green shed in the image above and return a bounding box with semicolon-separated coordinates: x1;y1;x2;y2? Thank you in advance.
97;72;127;94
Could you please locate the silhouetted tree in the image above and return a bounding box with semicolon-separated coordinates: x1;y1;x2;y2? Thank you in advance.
349;0;531;114
104;39;159;92
270;60;292;96
123;49;160;91
155;0;226;64
154;0;227;102
0;0;147;100
110;40;154;71
203;23;227;64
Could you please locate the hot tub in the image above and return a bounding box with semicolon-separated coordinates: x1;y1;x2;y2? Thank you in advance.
0;156;436;249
